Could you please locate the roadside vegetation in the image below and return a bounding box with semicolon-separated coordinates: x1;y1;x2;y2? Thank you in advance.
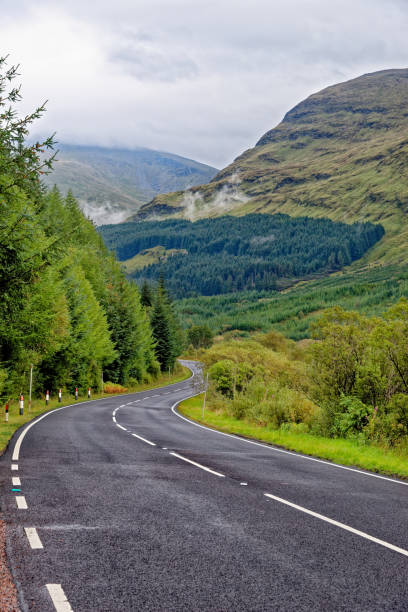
180;304;408;477
0;58;183;414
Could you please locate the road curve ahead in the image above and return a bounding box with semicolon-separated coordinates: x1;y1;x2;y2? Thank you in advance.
1;360;408;611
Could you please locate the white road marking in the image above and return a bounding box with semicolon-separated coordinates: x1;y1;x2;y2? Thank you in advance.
162;447;168;450
116;424;127;431
240;482;248;486
119;405;125;408
171;397;408;488
16;496;27;509
170;452;225;477
134;400;140;403
112;417;116;423
12;477;21;486
11;464;18;470
264;493;408;557
46;584;74;612
152;394;160;397
131;433;156;446
24;527;43;549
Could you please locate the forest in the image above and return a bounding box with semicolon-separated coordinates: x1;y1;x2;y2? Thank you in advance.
0;58;181;401
100;215;384;297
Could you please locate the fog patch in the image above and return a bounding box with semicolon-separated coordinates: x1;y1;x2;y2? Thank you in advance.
181;173;250;220
79;200;131;226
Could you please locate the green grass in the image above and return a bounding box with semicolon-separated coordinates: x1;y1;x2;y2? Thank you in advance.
178;396;408;479
0;366;190;454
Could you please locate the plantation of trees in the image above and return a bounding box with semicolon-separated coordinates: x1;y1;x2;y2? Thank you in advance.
100;214;385;298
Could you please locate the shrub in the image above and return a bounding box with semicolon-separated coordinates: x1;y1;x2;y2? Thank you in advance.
333;395;372;437
103;381;128;394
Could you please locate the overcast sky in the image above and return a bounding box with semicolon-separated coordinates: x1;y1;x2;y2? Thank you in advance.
2;0;408;167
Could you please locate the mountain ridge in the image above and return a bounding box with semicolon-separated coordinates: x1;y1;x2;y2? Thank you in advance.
129;68;408;265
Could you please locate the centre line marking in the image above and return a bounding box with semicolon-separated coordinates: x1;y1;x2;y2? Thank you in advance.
131;432;156;446
11;464;18;470
16;496;27;509
24;527;43;549
116;424;127;431
170;452;225;477
264;493;408;557
46;584;74;612
12;477;21;486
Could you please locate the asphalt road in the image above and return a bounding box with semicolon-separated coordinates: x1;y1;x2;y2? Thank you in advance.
1;360;408;611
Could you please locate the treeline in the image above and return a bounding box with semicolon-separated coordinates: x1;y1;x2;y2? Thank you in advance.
0;58;181;400
100;214;384;298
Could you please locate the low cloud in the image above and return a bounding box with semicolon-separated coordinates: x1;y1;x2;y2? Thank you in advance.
181;173;249;220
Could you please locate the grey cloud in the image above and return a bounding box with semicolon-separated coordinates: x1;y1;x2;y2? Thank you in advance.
2;0;408;167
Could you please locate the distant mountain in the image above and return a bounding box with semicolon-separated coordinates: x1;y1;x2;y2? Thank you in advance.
131;68;408;265
43;144;218;225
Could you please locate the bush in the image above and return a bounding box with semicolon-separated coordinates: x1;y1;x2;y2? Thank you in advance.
333;395;372;437
104;382;128;394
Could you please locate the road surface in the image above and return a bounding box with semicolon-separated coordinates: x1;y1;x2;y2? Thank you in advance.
1;360;407;611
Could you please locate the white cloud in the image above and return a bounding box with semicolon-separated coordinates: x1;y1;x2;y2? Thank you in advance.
2;0;408;167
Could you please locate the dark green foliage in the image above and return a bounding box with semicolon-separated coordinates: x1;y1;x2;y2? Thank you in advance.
100;214;384;298
150;278;184;371
187;325;213;349
0;58;159;398
140;281;153;307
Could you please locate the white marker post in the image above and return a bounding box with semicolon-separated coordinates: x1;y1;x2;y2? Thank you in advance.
88;387;91;399
58;388;62;403
29;364;33;412
5;402;8;422
45;390;49;406
75;387;78;401
202;373;209;419
19;394;24;416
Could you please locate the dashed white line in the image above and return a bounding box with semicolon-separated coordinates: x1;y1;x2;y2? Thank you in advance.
131;433;156;446
24;527;43;549
170;452;225;477
16;496;27;509
264;493;408;557
240;482;248;486
116;424;127;431
12;477;21;486
11;464;18;470
46;584;74;612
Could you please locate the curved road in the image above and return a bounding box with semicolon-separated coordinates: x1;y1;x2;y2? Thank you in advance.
1;361;408;611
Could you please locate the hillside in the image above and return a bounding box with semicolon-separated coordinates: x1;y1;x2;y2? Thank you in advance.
131;68;408;265
43;144;218;224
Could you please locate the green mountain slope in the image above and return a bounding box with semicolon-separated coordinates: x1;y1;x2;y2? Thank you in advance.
43;144;218;225
131;68;408;265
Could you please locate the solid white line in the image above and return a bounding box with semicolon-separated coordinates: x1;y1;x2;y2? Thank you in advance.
24;527;43;549
171;397;408;488
46;584;74;612
11;464;18;470
12;477;21;486
116;424;127;431
16;496;27;509
134;400;140;403
131;433;156;446
112;417;116;423
264;493;408;557
170;452;225;477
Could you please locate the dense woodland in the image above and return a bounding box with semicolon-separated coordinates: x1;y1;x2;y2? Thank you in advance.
0;58;181;400
100;215;384;297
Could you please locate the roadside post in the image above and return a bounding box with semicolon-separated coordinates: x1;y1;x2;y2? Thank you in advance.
75;387;78;401
5;402;8;422
46;390;49;406
19;394;24;416
58;388;62;403
88;387;91;399
202;372;209;419
29;364;33;412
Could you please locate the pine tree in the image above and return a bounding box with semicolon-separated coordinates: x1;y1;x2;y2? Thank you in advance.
140;281;153;308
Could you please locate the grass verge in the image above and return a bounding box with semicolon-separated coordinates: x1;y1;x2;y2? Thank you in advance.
178;396;408;480
0;366;191;454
